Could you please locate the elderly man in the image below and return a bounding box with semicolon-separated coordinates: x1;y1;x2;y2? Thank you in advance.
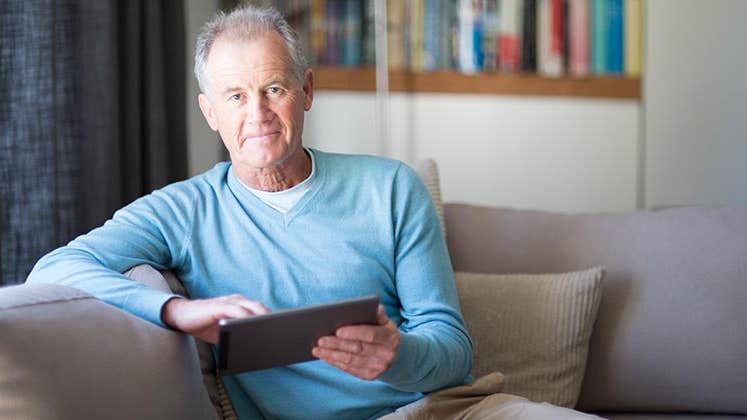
28;5;600;420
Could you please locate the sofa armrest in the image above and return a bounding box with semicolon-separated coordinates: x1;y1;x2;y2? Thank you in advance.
0;282;217;420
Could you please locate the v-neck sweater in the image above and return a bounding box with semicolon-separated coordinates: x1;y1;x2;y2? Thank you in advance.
28;149;473;419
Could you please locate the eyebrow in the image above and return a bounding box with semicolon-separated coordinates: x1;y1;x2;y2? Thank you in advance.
221;75;296;95
221;86;243;97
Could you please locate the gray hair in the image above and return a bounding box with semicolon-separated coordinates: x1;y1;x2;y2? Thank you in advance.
194;5;308;95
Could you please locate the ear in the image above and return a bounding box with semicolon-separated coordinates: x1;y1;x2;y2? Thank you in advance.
198;93;219;131
302;68;314;111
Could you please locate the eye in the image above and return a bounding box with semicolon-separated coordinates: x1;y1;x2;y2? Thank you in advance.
229;93;242;102
267;86;283;95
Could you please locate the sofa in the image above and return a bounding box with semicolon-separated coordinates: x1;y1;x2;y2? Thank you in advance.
1;162;745;419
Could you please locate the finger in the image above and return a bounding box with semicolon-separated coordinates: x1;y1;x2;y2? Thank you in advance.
221;295;271;315
317;336;365;354
312;348;384;380
312;346;387;370
317;337;392;361
376;304;388;325
236;299;271;315
214;303;254;320
336;324;387;344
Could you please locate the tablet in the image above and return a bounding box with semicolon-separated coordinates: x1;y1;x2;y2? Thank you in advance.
217;295;380;375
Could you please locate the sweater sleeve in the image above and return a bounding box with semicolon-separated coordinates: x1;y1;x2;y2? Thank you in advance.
377;164;473;392
26;184;196;327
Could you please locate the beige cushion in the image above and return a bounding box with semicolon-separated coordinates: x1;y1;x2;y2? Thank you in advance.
412;158;446;240
455;267;604;408
0;282;217;420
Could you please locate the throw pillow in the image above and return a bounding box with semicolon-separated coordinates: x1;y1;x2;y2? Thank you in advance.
454;267;604;408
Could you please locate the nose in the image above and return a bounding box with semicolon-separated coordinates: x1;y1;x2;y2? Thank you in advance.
244;94;274;125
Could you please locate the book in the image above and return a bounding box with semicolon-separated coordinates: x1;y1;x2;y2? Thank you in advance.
521;0;537;72
441;0;458;69
324;0;343;65
482;0;501;72
590;0;608;75
341;0;363;67
568;0;590;76
410;0;425;72
545;0;565;76
624;0;642;77
310;0;327;65
362;0;376;66
387;0;406;70
499;0;522;72
606;0;624;74
422;0;442;71
457;0;481;73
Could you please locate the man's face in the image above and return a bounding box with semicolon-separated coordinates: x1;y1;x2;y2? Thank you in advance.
198;32;313;171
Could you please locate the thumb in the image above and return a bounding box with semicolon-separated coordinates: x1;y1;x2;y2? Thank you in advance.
376;304;389;325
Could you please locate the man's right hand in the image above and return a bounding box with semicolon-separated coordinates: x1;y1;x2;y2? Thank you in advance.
161;294;270;344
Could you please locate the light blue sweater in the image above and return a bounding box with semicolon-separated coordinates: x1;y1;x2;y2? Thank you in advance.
28;150;473;419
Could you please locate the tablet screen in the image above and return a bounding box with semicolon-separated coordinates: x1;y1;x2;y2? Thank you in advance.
217;295;379;375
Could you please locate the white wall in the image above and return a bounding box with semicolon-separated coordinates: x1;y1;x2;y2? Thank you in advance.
306;93;639;213
644;0;747;208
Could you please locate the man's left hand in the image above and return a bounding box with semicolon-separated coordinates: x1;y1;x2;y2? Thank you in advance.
312;304;400;381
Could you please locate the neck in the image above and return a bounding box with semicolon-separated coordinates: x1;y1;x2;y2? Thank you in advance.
233;147;312;192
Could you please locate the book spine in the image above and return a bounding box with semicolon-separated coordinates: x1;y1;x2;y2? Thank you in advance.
342;0;362;67
362;0;376;66
311;0;327;65
624;0;641;77
590;0;608;75
568;0;590;76
606;0;623;74
562;0;569;73
482;0;501;72
422;0;441;71
473;1;485;70
543;0;564;76
536;0;549;75
499;0;522;72
440;0;457;69
458;0;478;73
387;0;406;70
521;0;537;72
325;0;340;65
410;0;424;72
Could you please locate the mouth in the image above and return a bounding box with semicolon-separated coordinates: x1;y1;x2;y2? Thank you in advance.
244;131;281;142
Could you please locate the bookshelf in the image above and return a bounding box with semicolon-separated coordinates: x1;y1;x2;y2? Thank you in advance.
266;0;644;100
313;67;640;99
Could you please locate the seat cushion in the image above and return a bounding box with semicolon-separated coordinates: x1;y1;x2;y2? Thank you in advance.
0;283;217;420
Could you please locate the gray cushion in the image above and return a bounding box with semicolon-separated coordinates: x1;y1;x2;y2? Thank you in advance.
0;283;217;420
444;204;747;414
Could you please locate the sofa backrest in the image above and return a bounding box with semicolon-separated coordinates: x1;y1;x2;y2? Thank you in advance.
444;203;747;415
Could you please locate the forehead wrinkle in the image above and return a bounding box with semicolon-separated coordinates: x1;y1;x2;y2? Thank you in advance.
204;33;299;97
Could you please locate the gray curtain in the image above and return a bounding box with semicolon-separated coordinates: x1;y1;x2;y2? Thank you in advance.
0;0;187;286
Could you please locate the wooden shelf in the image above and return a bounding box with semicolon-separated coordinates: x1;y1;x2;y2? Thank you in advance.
313;66;640;99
